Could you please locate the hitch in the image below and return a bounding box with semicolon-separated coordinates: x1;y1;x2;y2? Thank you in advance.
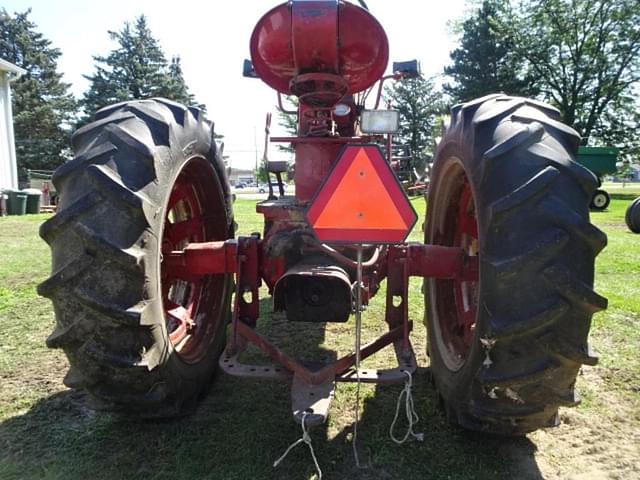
209;236;477;426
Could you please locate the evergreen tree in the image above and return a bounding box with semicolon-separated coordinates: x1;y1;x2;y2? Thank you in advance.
156;56;197;106
0;9;77;175
444;1;537;103
385;75;445;171
81;15;201;122
275;96;298;153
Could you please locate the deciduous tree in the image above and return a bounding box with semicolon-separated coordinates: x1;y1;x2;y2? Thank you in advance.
504;0;640;144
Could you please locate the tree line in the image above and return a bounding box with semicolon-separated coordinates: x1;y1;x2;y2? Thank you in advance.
388;0;639;172
0;11;200;177
2;1;639;178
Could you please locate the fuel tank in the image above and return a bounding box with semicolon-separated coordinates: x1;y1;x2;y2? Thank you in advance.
250;0;389;95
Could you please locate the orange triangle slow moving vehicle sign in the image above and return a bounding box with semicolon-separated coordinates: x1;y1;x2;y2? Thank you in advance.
306;145;418;244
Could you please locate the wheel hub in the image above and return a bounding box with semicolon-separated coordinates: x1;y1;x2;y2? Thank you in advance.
431;165;480;369
160;158;228;363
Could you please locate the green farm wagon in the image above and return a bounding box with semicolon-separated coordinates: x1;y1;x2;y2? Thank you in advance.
577;146;619;210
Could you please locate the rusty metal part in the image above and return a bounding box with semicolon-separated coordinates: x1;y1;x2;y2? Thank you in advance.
277;92;298;115
220;332;415;389
301;106;333;137
291;1;339;80
291;73;348;108
164;240;238;275
250;1;388;95
219;349;291;381
230;320;409;385
270;136;374;144
256;199;382;300
159;158;230;362
312;243;382;269
406;243;479;281
338;340;417;383
294;141;344;201
228;236;261;354
384;245;410;355
164;239;477;284
291;375;335;426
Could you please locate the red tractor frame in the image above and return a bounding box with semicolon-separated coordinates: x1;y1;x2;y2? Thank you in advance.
40;0;606;436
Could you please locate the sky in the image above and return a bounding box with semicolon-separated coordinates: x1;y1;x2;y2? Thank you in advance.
4;0;467;169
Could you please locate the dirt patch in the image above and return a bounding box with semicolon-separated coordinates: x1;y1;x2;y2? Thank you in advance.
516;367;640;479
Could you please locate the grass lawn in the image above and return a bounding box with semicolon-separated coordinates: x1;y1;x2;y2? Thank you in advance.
0;189;639;479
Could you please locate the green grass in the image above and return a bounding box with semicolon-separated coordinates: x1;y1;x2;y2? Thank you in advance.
600;181;640;199
589;198;640;398
0;196;638;480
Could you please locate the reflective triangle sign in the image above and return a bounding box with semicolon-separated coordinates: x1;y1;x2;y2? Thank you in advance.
306;145;418;244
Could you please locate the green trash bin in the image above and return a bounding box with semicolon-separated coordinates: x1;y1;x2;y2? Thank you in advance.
22;188;43;214
6;190;27;215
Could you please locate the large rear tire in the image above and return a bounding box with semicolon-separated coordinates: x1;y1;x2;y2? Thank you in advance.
39;98;234;417
625;197;640;233
425;94;607;435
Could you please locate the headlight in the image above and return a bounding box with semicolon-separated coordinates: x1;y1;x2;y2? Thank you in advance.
360;110;400;134
333;103;351;116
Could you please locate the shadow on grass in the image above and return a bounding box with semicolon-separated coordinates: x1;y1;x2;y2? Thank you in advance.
0;376;544;480
0;297;336;480
327;367;544;480
0;296;543;480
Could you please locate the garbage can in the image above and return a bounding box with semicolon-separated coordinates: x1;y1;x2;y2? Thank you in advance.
6;190;27;215
22;188;43;214
0;192;7;216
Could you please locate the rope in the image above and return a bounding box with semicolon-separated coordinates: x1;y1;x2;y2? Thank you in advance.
273;411;323;480
389;370;424;444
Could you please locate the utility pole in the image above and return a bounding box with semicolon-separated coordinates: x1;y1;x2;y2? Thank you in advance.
254;126;258;185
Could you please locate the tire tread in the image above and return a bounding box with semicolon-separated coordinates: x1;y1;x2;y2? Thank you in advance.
39;98;232;417
427;94;606;435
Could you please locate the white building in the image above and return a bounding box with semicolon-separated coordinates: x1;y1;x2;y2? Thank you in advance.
228;168;255;186
0;58;26;190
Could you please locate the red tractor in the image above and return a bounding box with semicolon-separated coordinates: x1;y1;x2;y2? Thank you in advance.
40;1;606;437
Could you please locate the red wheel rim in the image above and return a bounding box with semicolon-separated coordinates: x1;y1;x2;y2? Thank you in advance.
432;164;479;369
161;157;228;363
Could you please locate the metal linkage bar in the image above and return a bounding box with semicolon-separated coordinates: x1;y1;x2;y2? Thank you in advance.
221;241;479;399
338;339;417;384
235;236;261;327
270;136;372;144
400;243;479;281
233;320;407;385
227;236;261;355
164;240;238;275
385;245;409;331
